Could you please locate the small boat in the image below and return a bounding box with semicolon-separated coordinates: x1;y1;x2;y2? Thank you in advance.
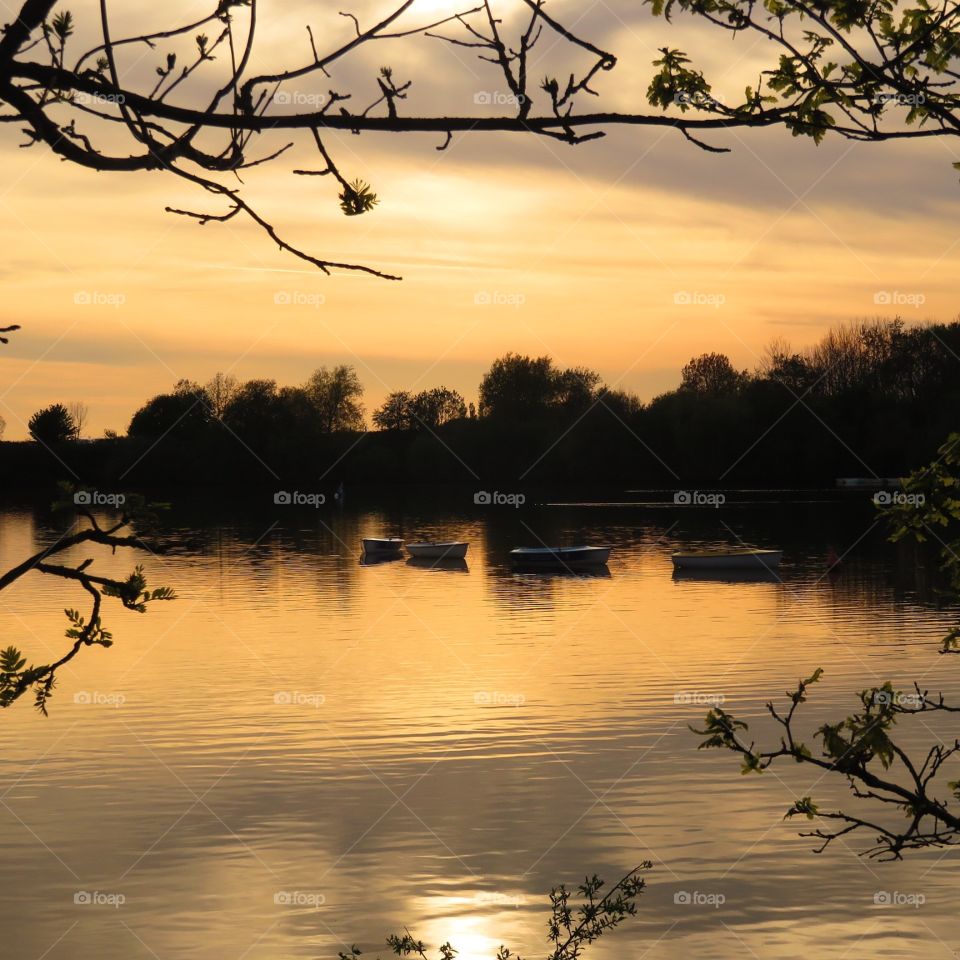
361;537;404;555
836;477;901;490
510;546;612;566
671;549;782;570
406;542;469;561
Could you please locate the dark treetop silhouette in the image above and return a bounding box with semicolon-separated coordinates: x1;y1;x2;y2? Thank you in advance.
28;402;76;444
2;0;960;277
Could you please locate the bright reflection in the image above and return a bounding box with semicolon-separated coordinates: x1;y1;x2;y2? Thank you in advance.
420;910;500;960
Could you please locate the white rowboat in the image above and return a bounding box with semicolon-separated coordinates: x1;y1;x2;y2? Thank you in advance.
671;549;782;570
361;537;404;554
510;546;611;566
406;542;469;560
836;477;902;489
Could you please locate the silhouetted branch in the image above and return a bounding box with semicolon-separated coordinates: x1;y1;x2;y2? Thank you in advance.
695;433;960;860
0;484;175;714
694;678;960;859
339;863;651;960
4;1;958;277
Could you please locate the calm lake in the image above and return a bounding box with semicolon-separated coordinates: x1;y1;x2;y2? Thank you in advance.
1;496;957;960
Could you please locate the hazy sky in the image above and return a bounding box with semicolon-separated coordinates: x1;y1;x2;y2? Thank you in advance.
1;0;958;438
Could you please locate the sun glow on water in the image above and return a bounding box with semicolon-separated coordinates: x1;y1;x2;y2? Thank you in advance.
422;914;499;960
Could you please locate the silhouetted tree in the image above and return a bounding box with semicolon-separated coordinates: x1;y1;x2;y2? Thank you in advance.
480;353;572;418
479;354;556;419
409;387;468;429
0;413;5;440
756;338;817;395
372;391;414;431
28;403;76;443
373;386;466;432
205;372;239;420
128;384;211;439
67;400;88;438
172;378;206;398
222;379;283;445
679;353;747;395
276;386;318;434
596;388;644;421
554;367;603;412
304;365;365;432
480;355;605;420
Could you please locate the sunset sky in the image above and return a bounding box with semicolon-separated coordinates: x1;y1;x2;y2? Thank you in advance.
1;0;959;438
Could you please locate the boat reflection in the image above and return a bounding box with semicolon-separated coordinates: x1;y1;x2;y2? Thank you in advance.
511;563;612;579
406;557;470;573
672;567;782;584
358;552;405;566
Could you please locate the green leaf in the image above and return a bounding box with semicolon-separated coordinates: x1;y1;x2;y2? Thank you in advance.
785;796;819;820
339;180;379;217
51;11;74;41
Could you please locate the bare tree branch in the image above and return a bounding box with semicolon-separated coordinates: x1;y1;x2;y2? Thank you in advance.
3;1;957;277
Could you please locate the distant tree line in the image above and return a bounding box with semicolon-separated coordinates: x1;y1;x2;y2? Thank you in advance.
373;388;470;431
11;319;960;488
126;366;366;446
